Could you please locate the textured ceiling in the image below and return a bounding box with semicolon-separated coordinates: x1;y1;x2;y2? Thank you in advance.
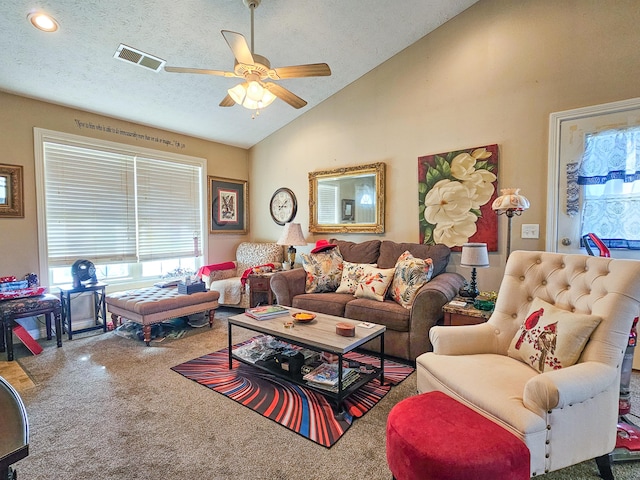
0;0;478;149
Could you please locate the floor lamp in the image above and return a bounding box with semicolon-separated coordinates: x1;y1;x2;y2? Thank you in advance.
492;188;530;259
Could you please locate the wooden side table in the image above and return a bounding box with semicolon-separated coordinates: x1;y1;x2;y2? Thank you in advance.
442;301;492;326
59;282;108;340
248;273;275;308
0;294;62;361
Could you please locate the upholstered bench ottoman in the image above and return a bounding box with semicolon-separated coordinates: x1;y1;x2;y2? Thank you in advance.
105;287;219;345
386;391;530;480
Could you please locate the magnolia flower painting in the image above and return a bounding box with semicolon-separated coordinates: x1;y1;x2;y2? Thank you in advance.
418;144;499;251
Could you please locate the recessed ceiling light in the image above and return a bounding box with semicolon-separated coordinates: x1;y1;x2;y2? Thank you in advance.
28;12;59;32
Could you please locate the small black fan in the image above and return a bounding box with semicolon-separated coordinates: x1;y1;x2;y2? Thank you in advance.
71;259;97;289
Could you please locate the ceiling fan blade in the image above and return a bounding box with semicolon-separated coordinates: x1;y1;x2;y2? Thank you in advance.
269;63;332;80
221;30;255;66
164;66;237;77
264;82;307;109
219;94;235;107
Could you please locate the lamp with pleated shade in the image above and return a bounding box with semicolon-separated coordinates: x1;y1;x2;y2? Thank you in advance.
276;222;307;266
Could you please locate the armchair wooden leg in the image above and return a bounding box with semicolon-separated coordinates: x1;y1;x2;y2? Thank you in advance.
595;454;614;480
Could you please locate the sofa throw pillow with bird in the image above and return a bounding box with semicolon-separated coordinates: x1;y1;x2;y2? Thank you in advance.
507;298;602;373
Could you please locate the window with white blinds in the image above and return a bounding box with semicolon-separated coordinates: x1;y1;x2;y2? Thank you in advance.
35;128;205;280
318;183;339;224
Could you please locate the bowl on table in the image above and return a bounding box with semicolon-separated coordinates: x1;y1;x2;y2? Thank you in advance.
292;312;316;323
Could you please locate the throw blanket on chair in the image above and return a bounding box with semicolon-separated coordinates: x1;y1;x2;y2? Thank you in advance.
214;278;245;305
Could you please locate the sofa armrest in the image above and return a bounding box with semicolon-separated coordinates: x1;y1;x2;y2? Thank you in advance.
270;269;307;306
406;272;466;359
523;361;617;414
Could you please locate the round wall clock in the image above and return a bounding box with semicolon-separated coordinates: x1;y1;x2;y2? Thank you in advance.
270;187;297;225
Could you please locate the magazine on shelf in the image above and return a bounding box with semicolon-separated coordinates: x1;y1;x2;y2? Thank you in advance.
302;363;359;386
306;371;361;393
244;305;289;320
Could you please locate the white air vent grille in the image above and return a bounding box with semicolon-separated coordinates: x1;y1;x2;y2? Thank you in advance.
114;44;165;72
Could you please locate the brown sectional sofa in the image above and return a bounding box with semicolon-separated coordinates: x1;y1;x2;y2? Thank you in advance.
270;239;465;361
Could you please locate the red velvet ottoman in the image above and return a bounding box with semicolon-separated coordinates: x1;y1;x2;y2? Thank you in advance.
386;391;530;480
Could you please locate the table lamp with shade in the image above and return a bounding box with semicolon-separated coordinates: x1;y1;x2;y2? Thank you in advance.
491;188;530;259
459;243;490;301
276;222;307;267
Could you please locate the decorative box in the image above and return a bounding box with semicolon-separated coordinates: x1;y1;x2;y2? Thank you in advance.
177;281;206;295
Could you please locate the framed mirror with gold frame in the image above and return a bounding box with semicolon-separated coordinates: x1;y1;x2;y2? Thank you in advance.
309;162;385;233
0;164;24;218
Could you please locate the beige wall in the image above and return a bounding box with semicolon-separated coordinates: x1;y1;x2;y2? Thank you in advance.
3;0;640;292
249;0;640;291
0;92;248;278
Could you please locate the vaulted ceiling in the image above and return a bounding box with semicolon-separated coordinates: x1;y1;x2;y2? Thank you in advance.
0;0;478;148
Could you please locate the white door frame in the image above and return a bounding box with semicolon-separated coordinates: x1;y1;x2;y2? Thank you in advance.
546;97;640;252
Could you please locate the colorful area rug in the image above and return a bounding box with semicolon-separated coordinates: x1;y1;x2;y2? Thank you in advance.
171;340;414;447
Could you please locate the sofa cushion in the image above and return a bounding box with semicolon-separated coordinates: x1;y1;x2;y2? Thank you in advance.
330;239;381;264
507;298;602;373
378;241;450;276
354;265;396;302
336;261;377;295
292;292;353;317
390;251;434;309
301;247;344;293
344;298;410;332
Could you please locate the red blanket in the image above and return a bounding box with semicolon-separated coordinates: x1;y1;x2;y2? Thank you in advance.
197;262;236;278
240;263;275;288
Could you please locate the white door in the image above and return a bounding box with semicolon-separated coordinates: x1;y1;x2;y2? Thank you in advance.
547;98;640;257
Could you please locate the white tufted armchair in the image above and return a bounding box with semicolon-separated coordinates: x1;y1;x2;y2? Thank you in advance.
202;242;283;309
416;250;640;477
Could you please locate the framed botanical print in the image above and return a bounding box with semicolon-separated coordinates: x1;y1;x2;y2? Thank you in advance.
418;144;499;251
208;176;248;234
0;163;24;218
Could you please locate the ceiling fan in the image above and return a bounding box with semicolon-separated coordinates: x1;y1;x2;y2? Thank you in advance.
164;0;331;111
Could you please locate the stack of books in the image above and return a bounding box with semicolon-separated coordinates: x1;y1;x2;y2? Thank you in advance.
244;305;289;320
303;363;360;392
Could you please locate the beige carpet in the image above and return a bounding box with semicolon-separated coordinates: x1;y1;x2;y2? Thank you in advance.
4;307;640;479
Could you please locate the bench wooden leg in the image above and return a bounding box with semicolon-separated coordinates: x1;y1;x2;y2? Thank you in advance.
143;325;152;346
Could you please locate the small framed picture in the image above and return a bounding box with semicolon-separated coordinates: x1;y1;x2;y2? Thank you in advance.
342;199;355;221
208;176;248;234
0;164;24;218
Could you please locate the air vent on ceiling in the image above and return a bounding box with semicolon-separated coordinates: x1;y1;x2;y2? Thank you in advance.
113;44;165;72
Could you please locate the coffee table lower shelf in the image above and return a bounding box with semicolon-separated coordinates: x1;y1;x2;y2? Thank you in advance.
227;312;385;415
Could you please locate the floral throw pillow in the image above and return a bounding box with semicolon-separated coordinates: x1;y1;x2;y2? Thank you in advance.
353;264;396;302
390;251;434;309
507;298;602;373
301;247;344;293
336;261;377;295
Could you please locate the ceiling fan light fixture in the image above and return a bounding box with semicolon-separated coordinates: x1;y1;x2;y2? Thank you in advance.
228;82;276;110
246;80;265;102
